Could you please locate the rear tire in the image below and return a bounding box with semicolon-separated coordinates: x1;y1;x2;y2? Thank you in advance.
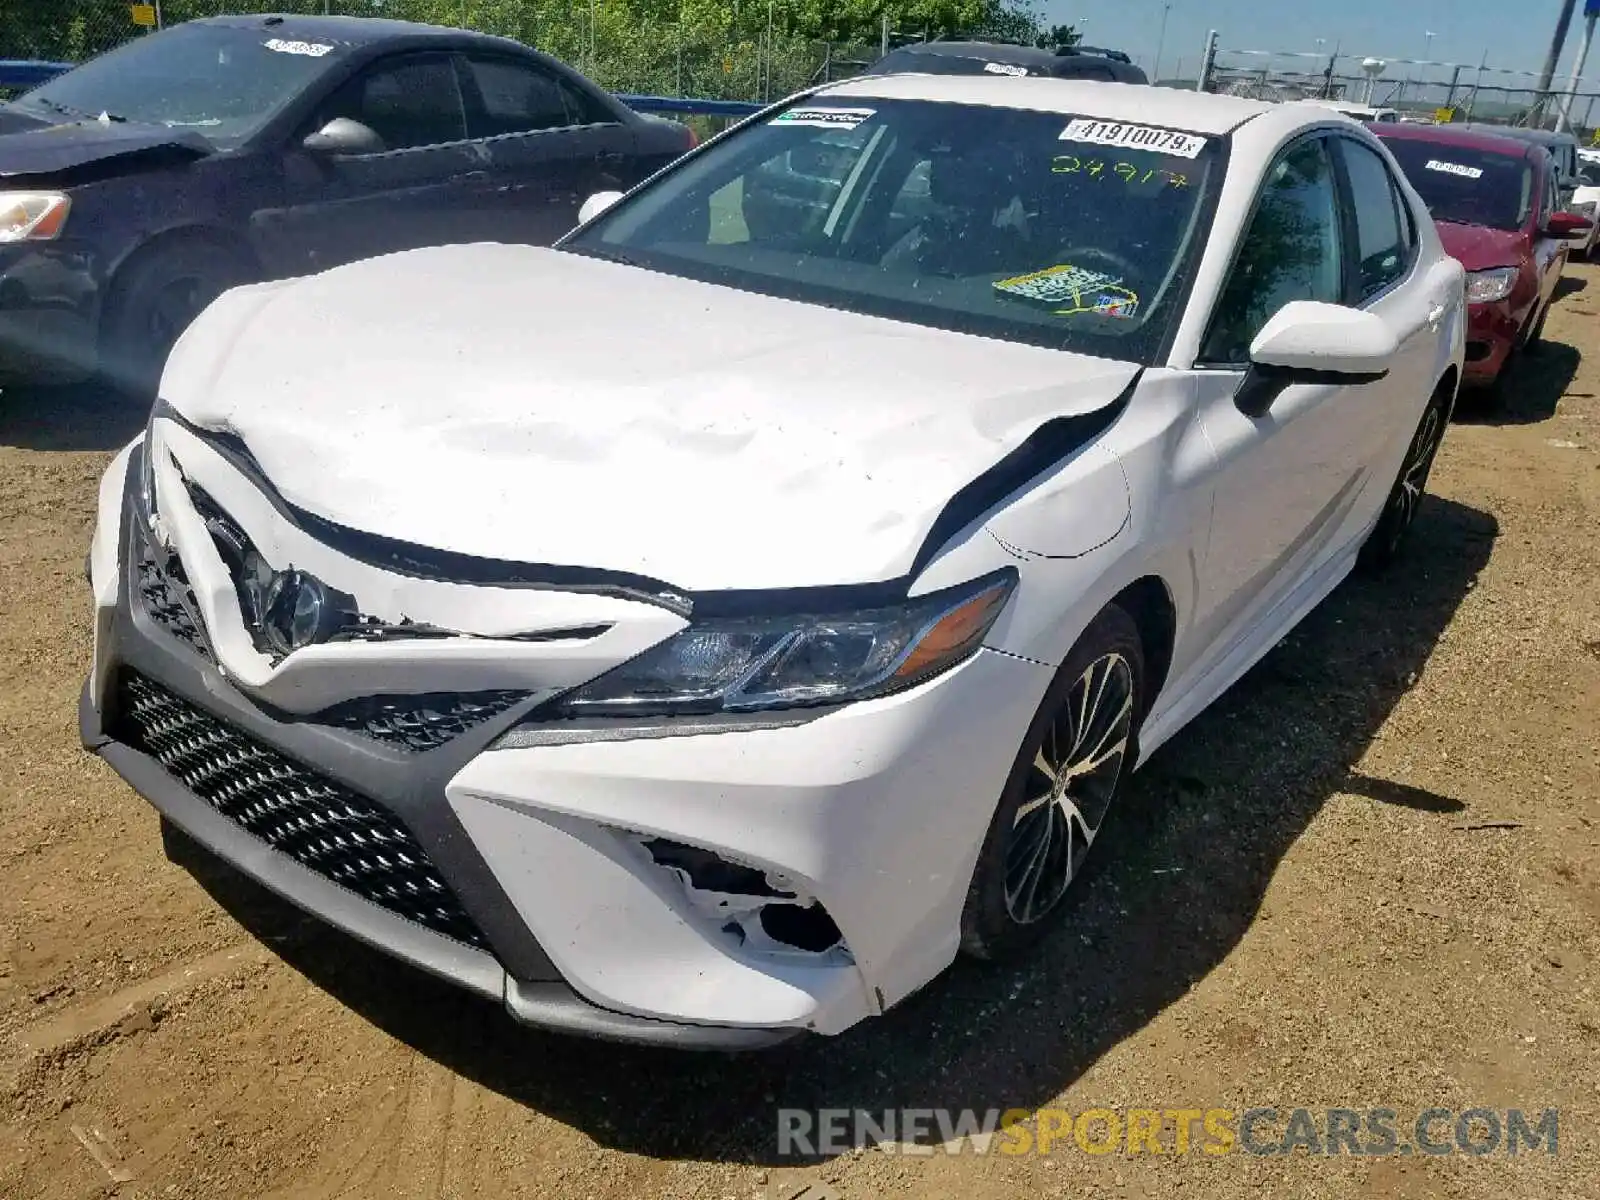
100;239;253;403
960;604;1145;962
1358;385;1449;573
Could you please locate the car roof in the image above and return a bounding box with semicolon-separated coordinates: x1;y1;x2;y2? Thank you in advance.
814;74;1273;135
877;41;1116;66
192;12;507;47
1457;122;1575;147
1371;120;1537;159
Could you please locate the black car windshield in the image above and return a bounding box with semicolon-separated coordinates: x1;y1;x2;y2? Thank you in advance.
1378;137;1533;231
13;23;344;146
562;97;1223;361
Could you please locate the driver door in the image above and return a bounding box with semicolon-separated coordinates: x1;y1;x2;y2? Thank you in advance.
257;52;484;275
1186;134;1371;661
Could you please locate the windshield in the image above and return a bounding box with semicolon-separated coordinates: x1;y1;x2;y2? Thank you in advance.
13;23;343;146
1378;137;1533;231
563;98;1223;361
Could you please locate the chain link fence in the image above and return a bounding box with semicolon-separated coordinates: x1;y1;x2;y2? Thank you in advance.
0;0;886;102
1203;47;1600;137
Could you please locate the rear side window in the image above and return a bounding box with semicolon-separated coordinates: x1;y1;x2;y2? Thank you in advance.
459;55;614;137
1337;139;1410;299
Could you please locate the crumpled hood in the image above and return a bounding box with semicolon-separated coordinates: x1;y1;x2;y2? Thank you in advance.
1435;220;1528;272
0;113;212;178
165;244;1138;592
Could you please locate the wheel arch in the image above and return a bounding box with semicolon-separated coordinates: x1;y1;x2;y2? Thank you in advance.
99;224;261;340
1107;575;1177;722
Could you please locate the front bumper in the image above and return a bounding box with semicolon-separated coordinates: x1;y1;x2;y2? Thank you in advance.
82;440;1052;1045
0;243;101;386
1461;299;1520;386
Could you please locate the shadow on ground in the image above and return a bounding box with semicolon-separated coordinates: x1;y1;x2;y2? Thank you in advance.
0;383;145;452
1454;341;1581;427
169;495;1498;1166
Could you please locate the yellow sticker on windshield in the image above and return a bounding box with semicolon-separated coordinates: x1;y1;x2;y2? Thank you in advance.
993;265;1140;318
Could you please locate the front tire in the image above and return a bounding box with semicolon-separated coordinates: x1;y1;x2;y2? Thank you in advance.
100;240;253;402
1358;385;1448;573
960;603;1145;961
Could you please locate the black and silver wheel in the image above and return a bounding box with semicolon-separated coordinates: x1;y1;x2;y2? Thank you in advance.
961;604;1145;960
1359;387;1448;572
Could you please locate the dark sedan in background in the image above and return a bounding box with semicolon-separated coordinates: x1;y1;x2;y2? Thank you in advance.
0;14;694;393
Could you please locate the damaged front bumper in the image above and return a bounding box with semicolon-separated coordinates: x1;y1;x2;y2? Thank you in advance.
81;437;1054;1046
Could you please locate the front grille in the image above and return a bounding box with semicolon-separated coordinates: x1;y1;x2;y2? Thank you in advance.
114;672;489;950
135;539;210;659
314;691;529;752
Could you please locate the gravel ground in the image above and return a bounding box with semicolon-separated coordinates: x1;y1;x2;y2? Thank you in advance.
1;270;1598;1200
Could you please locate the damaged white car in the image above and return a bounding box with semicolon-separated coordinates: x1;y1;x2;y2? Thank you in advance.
82;75;1465;1047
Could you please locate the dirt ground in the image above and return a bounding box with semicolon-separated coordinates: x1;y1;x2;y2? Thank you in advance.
2;269;1599;1200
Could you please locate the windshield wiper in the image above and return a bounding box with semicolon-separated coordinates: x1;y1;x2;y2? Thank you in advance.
563;244;646;268
26;97;126;123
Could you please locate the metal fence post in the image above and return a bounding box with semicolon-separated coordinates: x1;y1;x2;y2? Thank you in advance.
1196;29;1218;92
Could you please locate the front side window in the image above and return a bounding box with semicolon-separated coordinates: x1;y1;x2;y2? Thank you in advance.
563;98;1224;361
1377;136;1533;231
312;55;466;152
1202;138;1344;363
1338;139;1410;299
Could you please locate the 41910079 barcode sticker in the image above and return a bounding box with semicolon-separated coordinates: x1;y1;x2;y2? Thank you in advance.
1059;119;1207;159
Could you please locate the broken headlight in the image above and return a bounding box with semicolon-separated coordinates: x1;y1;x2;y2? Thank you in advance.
555;569;1017;716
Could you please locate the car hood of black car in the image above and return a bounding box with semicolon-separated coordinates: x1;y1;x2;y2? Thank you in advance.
0;111;213;178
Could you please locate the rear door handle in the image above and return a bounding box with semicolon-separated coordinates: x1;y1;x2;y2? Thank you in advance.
1428;302;1447;329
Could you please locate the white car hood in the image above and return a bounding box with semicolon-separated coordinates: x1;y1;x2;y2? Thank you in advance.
165;244;1139;593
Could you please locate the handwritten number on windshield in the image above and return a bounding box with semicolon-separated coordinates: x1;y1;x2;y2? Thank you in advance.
1051;155;1188;189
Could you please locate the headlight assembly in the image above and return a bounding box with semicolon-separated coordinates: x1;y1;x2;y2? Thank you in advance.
0;191;70;243
1465;266;1517;304
551;569;1018;717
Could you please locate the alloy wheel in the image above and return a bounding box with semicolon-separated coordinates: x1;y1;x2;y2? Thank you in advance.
1388;403;1444;548
1003;651;1135;925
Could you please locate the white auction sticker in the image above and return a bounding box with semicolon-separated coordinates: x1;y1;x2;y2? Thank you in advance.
264;38;334;57
983;61;1030;76
771;107;876;130
1060;118;1207;159
1425;158;1484;179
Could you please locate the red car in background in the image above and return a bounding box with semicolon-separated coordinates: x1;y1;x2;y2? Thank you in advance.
1373;123;1591;398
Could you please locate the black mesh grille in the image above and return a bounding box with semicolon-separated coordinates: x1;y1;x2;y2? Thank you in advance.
315;692;529;752
114;672;489;950
135;541;210;659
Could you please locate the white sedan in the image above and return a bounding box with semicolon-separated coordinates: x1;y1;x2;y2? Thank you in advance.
81;74;1465;1047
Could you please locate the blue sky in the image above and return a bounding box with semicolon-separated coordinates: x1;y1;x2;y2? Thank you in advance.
1049;0;1600;84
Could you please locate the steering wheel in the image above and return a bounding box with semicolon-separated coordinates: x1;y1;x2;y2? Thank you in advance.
1054;247;1141;284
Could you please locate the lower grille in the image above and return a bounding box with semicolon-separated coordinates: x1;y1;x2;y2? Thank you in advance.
114;672;489;950
136;541;210;659
314;691;529;752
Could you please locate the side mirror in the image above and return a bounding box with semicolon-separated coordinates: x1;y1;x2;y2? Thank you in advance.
1236;301;1398;418
578;190;625;225
1545;209;1593;239
301;117;385;156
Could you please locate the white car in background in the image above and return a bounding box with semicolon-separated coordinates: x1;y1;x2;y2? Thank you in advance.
82;77;1465;1047
1571;157;1600;258
1300;97;1401;123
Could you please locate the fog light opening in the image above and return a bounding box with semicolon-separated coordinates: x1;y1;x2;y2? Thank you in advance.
759;902;844;953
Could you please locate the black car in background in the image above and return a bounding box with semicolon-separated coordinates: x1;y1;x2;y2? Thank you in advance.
0;14;694;393
860;39;1148;84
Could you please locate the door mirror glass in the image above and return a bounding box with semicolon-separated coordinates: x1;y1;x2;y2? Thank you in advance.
578;190;625;225
1249;300;1399;379
302;117;385;156
1545;209;1593;238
